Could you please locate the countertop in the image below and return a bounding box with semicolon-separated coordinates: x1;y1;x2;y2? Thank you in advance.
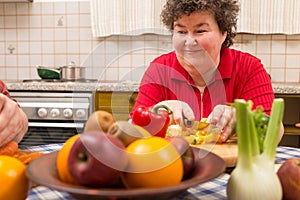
4;80;300;94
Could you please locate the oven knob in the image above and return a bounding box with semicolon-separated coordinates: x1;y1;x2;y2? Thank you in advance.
37;108;48;118
76;109;86;119
50;108;60;118
63;108;73;118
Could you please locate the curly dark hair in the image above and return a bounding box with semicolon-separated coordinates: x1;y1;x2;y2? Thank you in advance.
161;0;240;47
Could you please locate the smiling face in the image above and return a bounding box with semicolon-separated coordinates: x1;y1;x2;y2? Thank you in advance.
172;11;227;85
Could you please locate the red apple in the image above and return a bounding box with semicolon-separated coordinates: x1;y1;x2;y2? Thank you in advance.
166;136;195;179
277;158;300;200
68;131;128;187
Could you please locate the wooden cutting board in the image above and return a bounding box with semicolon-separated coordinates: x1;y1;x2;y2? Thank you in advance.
191;138;238;167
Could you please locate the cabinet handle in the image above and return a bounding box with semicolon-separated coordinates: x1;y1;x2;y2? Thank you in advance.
128;95;136;104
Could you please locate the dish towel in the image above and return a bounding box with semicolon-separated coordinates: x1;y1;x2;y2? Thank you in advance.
90;0;170;37
238;0;300;34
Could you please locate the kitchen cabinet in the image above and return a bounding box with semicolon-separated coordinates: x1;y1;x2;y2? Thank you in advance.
94;92;138;121
276;94;300;147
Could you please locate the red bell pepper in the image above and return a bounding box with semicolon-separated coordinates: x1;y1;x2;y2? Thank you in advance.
131;104;173;138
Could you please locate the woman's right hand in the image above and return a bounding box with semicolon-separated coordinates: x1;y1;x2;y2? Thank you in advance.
153;100;195;128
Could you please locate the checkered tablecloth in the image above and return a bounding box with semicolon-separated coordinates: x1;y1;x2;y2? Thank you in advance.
24;144;300;200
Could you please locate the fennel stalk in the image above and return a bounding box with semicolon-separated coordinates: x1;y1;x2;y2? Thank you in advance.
226;99;284;200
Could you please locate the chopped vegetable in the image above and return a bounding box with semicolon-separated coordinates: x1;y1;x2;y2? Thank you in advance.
0;141;18;156
226;99;284;200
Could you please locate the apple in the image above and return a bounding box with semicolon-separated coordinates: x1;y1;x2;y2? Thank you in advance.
166;136;195;179
277;158;300;200
68;131;128;187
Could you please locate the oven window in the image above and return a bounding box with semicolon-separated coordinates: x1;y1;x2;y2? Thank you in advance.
19;127;82;148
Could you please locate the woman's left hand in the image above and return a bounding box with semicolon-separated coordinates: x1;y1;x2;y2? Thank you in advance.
207;104;236;142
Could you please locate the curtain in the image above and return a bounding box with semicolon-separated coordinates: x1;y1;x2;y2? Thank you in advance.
238;0;300;34
90;0;169;37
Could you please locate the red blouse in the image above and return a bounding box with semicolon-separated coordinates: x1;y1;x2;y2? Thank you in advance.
133;47;274;120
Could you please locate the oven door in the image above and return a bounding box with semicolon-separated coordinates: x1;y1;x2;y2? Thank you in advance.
18;121;84;148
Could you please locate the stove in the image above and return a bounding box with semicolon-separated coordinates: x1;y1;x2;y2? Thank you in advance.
10;90;94;147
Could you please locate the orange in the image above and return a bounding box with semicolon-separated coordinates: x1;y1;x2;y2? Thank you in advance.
56;134;80;184
0;155;28;200
122;136;183;188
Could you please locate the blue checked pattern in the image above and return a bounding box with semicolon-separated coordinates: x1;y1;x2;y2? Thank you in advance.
24;145;300;200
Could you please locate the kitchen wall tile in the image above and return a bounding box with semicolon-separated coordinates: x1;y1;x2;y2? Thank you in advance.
54;28;66;40
79;14;90;26
67;28;79;40
18;29;29;41
54;2;66;14
30;29;42;41
67;41;79;54
30;55;42;66
41;16;55;28
17;67;30;80
270;69;285;82
66;2;79;14
5;29;17;41
286;69;299;82
29;3;41;15
79;41;92;54
18;55;29;67
0;68;5;80
42;42;54;54
66;15;79;27
0;43;4;54
3;3;16;15
105;67;118;80
286;55;300;68
286;40;300;54
257;40;271;54
6;67;18;78
80;2;90;14
16;3;29;15
17;16;29;28
272;39;286;54
4;16;16;28
41;29;54;41
42;55;55;66
41;2;53;14
271;55;286;68
17;42;29;54
29;15;41;28
29;42;41;54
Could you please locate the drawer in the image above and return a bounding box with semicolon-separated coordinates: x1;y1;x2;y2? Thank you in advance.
94;92;138;121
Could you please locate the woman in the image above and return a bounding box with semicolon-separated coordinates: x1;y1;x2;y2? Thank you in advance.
132;0;284;142
0;80;28;146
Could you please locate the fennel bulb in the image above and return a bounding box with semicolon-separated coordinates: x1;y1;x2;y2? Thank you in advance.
226;99;284;200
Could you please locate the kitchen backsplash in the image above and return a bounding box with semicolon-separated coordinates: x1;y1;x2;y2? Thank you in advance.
0;1;300;83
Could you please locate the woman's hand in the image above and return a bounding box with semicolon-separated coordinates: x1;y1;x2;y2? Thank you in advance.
154;100;195;127
207;104;236;142
0;94;28;146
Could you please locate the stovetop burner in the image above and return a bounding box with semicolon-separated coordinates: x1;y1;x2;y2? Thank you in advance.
22;79;98;83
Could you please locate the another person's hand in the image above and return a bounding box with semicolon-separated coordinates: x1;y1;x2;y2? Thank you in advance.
154;100;195;127
0;94;28;147
207;104;236;142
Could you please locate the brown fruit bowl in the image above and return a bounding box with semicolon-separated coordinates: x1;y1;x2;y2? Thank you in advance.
26;148;225;200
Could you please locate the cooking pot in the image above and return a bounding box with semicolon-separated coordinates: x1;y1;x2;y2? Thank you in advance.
60;61;86;80
36;66;60;79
